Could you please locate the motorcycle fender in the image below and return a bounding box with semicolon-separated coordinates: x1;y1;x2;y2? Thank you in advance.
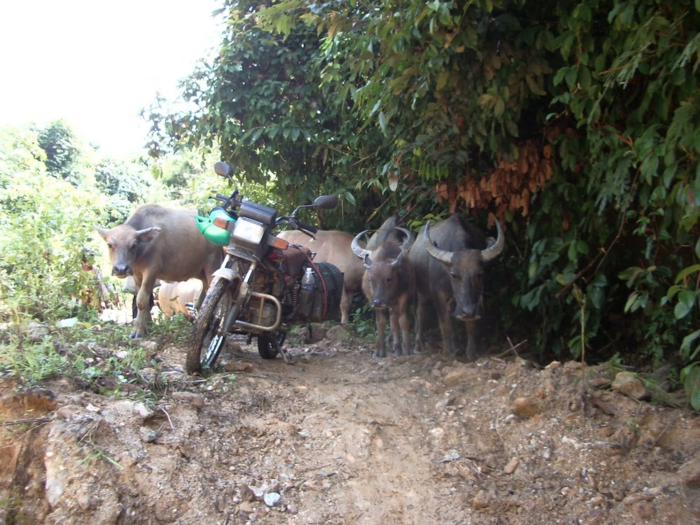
213;267;240;282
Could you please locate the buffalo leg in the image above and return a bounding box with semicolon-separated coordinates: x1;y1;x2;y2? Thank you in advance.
435;295;457;356
413;293;429;354
195;271;210;311
132;293;154;320
390;309;402;356
393;297;412;356
465;320;481;362
132;274;156;339
340;287;352;325
400;306;412;356
374;309;388;358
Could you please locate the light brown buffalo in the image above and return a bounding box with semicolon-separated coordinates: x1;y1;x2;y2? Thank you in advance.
158;279;203;321
277;230;364;324
351;225;415;357
96;205;223;338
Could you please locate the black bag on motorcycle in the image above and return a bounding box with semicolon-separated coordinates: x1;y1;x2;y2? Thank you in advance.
302;263;344;322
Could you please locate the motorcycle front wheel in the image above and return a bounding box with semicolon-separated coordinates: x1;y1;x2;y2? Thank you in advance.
186;278;238;374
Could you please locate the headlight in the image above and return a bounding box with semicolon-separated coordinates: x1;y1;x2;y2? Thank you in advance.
232;217;265;244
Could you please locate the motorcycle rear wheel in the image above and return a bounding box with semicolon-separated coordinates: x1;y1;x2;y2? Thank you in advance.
257;333;281;360
186;278;238;374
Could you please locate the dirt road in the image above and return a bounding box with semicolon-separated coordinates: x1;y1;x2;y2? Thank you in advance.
1;331;700;524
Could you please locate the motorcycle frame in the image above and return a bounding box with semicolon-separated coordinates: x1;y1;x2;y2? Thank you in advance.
211;250;284;338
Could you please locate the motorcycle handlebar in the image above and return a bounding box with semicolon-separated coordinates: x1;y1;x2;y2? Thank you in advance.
297;220;318;234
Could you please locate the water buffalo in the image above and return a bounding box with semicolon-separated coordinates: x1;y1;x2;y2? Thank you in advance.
95;205;223;338
277;230;364;324
351;225;415;357
409;214;504;361
158;279;203;321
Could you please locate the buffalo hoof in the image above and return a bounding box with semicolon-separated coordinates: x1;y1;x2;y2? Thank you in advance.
373;351;387;358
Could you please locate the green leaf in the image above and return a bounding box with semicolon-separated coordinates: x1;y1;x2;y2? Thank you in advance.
553;67;568;86
675;264;700;283
521;285;543;310
540;251;559;266
578;67;591;91
528;260;538;280
378;112;388;136
674;290;697;319
681;329;700;360
624;292;639;313
692;388;700;411
494;98;505;117
589;285;605;309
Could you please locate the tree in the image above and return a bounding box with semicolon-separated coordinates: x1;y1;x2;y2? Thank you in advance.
151;0;700;373
36;120;85;186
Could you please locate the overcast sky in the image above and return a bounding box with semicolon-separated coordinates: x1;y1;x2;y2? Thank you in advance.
0;0;222;157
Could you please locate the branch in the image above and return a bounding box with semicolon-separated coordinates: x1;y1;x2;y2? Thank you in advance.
1;417;53;427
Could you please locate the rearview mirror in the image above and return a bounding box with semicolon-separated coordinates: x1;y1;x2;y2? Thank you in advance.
214;161;233;178
314;195;338;210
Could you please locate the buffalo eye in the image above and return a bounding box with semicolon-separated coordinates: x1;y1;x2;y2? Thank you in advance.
450;271;461;281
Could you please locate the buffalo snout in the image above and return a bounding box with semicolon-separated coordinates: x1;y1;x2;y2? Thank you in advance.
372;299;389;310
454;303;480;321
111;264;133;278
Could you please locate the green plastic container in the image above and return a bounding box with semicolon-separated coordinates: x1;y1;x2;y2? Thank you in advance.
196;209;235;246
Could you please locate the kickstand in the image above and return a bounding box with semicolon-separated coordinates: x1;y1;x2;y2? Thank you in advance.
273;337;293;365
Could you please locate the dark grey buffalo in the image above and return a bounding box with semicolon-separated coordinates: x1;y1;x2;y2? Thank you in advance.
409;214;504;361
351;223;415;357
96;205;223;338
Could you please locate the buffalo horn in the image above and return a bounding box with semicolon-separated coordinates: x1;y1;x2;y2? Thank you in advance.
351;230;372;260
135;226;161;243
481;219;505;262
394;227;414;248
423;221;453;265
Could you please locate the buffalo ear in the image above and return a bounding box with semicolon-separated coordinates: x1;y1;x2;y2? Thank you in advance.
136;227;161;244
363;254;372;269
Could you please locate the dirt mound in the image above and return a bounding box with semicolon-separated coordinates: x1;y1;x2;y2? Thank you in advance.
1;333;700;524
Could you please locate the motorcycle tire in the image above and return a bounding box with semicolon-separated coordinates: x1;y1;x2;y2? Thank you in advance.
257;333;280;360
186;278;238;374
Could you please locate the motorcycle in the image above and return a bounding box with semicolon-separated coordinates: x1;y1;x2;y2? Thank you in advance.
186;161;344;374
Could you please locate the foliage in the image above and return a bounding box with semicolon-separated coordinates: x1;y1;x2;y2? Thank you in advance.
681;363;700;410
0;126;105;321
150;0;700;390
36;120;89;187
0;317;150;395
94;157;156;223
